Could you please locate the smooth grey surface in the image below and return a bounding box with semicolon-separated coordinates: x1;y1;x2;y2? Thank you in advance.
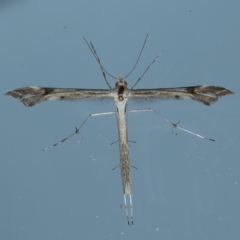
1;1;239;239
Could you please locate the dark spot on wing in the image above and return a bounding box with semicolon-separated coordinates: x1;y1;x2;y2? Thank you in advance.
44;88;55;95
186;87;195;94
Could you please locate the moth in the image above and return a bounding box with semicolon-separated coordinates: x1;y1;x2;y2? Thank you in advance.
4;35;234;224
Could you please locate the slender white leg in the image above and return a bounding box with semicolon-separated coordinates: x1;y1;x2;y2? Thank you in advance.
129;195;133;225
43;111;116;151
128;108;215;142
124;194;131;225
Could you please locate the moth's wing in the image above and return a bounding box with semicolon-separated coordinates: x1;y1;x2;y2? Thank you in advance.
4;86;114;107
128;85;234;105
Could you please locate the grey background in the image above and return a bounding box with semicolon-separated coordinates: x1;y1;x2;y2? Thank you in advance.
1;1;239;239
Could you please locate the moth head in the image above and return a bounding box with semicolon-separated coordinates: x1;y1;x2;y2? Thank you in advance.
115;75;127;87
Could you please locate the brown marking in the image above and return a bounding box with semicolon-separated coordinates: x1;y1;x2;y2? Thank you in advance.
186;87;195;94
118;86;125;101
118;96;124;101
44;88;54;95
118;86;125;95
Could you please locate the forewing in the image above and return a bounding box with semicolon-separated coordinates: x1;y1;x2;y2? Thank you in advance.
4;86;114;107
129;85;234;105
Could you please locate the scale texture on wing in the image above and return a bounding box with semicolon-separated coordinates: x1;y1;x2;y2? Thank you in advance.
129;85;234;105
4;87;113;107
